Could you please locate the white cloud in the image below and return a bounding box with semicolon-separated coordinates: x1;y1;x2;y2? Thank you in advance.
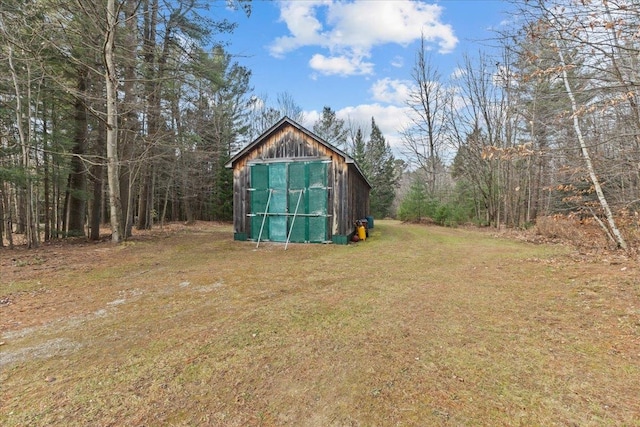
270;0;458;76
309;53;374;76
270;1;327;58
391;56;404;68
325;1;457;52
339;104;412;154
450;67;466;79
370;78;413;105
303;110;321;126
248;95;266;112
303;103;412;154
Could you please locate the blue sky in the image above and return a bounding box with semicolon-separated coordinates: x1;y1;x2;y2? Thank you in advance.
218;0;512;150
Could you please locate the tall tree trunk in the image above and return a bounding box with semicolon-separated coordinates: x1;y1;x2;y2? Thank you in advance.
119;0;140;238
0;185;13;248
8;47;38;248
67;68;89;237
138;0;173;230
137;0;158;230
181;159;194;224
104;0;122;242
556;41;627;250
0;186;4;248
43;98;51;242
89;168;104;241
51;103;60;239
90;118;106;240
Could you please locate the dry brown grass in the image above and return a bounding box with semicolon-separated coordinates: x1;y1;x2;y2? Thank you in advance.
1;221;639;426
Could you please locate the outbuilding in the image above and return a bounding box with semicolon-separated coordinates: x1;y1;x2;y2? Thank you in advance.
225;116;371;244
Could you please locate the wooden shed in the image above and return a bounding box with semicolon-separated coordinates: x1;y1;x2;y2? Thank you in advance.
225;116;371;244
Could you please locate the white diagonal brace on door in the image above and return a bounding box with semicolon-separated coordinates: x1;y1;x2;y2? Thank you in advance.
256;189;273;249
285;189;304;250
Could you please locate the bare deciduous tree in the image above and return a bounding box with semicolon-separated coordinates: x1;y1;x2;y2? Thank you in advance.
401;34;450;195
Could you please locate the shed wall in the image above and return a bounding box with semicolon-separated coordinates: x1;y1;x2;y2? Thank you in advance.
232;126;355;240
347;163;371;233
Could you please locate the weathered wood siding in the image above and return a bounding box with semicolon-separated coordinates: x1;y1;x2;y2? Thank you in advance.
347;163;370;232
230;120;369;241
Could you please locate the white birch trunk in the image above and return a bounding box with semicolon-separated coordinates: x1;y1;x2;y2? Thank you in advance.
555;40;627;250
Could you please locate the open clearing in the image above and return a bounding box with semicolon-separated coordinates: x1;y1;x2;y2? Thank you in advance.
1;221;639;426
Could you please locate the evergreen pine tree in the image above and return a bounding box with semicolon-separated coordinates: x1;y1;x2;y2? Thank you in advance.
398;178;429;222
313;106;348;149
366;118;398;218
351;127;369;177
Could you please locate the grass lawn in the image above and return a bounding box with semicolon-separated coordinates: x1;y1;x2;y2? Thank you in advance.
1;220;639;426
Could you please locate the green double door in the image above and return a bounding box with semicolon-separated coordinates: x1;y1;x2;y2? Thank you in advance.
250;161;329;243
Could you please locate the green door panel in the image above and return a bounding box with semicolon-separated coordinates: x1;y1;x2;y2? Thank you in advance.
308;187;327;242
307;162;327;242
269;163;287;241
288;162;306;190
308;216;327;242
287;189;306;242
250;164;270;240
287;162;308;242
251;163;269;189
308;161;327;187
250;161;328;243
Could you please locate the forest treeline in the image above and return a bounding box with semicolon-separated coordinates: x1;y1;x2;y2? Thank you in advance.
1;0;639;250
396;0;640;251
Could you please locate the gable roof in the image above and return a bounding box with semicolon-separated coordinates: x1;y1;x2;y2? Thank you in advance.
225;116;370;187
